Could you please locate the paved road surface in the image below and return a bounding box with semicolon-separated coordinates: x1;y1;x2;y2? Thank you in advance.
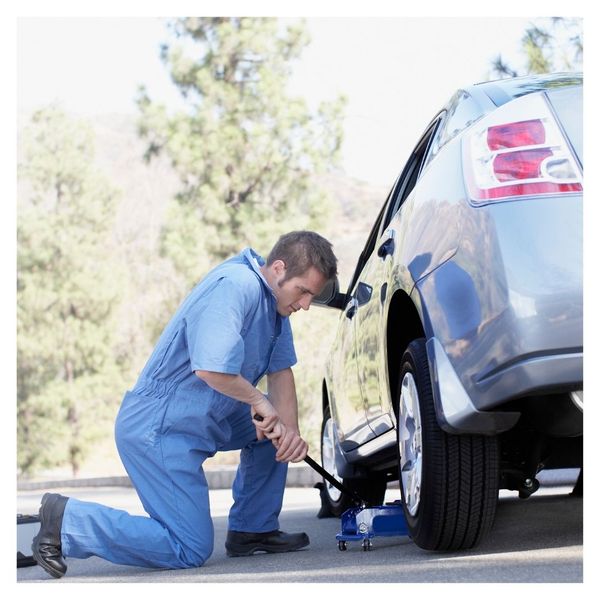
17;474;582;584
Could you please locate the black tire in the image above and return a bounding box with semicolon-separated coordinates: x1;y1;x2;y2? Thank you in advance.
318;404;387;518
396;338;499;550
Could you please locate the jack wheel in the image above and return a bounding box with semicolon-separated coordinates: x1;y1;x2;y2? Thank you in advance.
338;540;347;551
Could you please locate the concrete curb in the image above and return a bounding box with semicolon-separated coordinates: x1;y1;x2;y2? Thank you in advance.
17;467;579;492
17;464;322;491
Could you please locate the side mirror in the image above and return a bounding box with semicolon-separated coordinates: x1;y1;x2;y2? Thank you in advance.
312;277;347;310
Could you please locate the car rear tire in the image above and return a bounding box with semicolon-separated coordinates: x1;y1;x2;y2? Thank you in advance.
318;404;387;517
396;338;499;550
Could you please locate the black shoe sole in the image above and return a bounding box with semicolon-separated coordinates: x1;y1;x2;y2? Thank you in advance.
31;541;65;579
226;539;309;557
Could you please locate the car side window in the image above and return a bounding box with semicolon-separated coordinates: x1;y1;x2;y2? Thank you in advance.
382;117;441;229
346;191;392;296
424;90;483;169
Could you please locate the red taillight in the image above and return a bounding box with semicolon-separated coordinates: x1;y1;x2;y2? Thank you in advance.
463;93;582;203
487;119;545;150
493;148;553;182
477;181;582;200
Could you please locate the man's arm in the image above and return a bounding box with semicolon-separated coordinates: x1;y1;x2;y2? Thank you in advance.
267;367;299;429
266;368;308;463
195;368;308;463
194;370;283;440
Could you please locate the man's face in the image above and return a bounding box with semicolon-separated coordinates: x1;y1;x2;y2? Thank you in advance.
271;263;328;317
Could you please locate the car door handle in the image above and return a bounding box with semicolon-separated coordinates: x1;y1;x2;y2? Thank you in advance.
377;229;395;259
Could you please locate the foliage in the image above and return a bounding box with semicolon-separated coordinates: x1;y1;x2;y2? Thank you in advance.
17;19;348;477
17;106;127;477
491;17;582;78
137;17;346;288
290;308;340;452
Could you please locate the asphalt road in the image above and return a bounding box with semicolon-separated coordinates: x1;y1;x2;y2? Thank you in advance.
17;474;582;584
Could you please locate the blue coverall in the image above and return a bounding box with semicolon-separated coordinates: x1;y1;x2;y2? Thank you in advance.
59;248;297;568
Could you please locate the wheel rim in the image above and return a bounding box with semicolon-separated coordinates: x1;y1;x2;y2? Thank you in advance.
322;417;343;502
398;372;423;516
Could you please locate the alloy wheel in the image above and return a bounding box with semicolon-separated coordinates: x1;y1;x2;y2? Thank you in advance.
398;372;423;516
322;416;343;502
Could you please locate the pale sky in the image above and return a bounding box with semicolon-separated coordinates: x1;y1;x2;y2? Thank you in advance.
17;16;544;186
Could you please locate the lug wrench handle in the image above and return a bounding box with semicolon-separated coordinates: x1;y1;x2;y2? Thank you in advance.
253;413;366;506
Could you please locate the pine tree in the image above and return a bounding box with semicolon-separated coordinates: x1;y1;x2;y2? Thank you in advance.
17;106;127;477
137;17;346;287
491;17;582;79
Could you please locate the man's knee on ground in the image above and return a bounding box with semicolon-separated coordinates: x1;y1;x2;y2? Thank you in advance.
175;537;213;569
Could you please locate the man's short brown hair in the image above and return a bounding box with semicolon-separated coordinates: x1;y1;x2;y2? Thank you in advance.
267;231;338;282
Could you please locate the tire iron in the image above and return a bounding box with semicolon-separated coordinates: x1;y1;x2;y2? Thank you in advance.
253;414;366;507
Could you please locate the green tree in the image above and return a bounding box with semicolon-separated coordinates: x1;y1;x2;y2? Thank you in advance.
137;17;346;288
492;17;582;78
17;106;127;477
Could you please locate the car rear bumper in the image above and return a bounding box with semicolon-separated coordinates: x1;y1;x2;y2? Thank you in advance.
426;335;583;435
471;347;583;410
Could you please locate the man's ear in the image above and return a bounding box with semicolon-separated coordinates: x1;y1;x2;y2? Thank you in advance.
272;259;287;278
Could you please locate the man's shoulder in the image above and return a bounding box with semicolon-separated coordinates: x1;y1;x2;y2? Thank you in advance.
219;261;263;289
181;266;262;321
184;251;270;314
209;262;268;310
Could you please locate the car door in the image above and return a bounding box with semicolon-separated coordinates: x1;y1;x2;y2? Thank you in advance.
330;201;389;447
327;302;371;447
353;119;442;435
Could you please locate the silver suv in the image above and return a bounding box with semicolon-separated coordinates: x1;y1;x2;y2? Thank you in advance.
315;72;583;551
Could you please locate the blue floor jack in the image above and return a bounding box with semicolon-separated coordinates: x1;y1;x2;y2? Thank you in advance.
253;414;411;551
306;455;411;551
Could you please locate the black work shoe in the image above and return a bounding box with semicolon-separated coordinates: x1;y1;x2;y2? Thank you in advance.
31;493;69;578
225;529;310;557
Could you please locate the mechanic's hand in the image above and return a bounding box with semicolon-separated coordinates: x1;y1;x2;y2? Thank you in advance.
250;397;283;441
273;428;309;463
